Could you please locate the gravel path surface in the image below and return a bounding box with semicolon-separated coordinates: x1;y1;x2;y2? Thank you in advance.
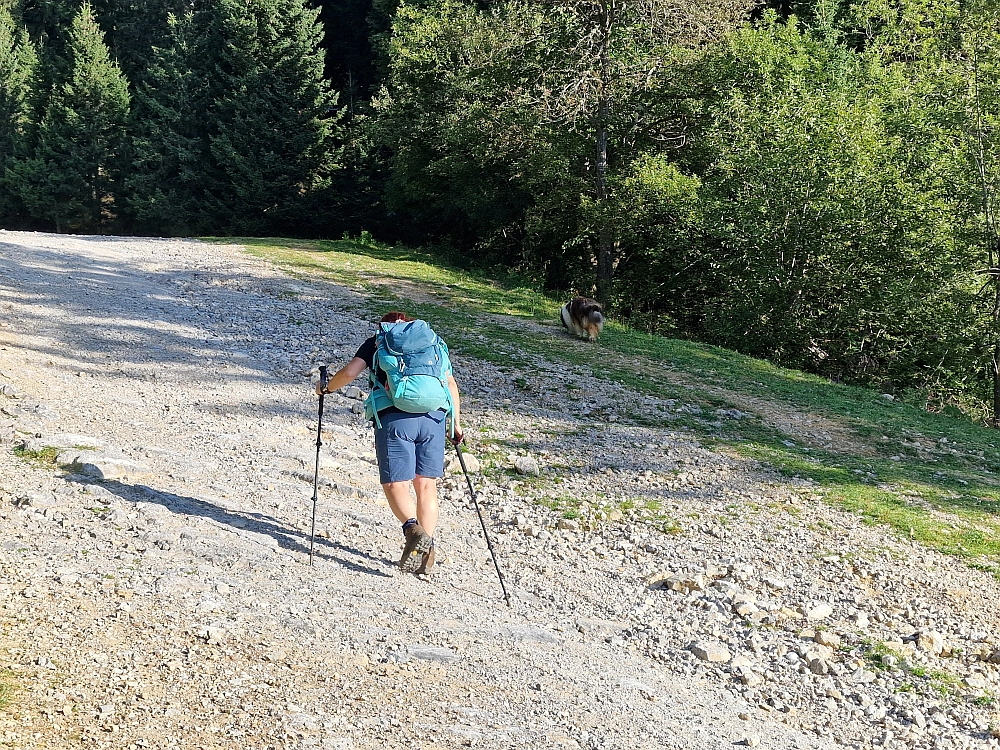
0;231;997;750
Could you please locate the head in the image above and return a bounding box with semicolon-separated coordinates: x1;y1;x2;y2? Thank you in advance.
380;311;411;324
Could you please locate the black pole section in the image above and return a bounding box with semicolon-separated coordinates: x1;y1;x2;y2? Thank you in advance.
309;365;328;566
454;443;511;606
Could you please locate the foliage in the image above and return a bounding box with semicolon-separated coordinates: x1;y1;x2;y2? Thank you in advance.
373;0;754;299
0;5;37;222
123;0;342;235
6;1;129;231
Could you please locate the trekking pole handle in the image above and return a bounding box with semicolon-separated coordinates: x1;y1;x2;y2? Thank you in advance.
319;365;329;393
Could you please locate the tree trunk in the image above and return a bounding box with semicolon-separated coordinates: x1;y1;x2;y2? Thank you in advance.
994;280;1000;427
595;115;613;305
994;341;1000;428
594;0;613;306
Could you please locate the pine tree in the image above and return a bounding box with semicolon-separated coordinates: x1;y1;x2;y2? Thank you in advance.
125;0;341;235
205;0;342;234
8;0;129;231
123;12;211;233
0;6;37;223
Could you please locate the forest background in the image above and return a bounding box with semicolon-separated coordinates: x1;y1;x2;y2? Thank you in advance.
3;0;1000;420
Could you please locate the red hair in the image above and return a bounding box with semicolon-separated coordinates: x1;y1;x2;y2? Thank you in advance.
380;311;410;323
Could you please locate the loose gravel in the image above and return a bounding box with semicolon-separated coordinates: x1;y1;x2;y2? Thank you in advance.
0;230;998;750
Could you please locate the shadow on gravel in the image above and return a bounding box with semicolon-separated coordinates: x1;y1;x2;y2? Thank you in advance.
76;477;394;578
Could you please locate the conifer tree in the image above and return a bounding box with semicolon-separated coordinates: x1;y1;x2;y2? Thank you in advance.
204;0;341;234
123;12;209;233
0;6;37;223
125;0;341;235
8;0;129;231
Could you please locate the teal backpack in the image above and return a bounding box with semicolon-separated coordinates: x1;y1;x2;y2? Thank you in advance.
363;320;454;431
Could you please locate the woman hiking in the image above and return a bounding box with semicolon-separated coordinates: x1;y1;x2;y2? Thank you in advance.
316;312;462;574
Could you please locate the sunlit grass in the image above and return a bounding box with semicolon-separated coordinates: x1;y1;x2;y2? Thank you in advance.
0;668;16;710
221;235;1000;569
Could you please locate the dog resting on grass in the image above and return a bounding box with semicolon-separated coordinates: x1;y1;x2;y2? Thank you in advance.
560;296;604;342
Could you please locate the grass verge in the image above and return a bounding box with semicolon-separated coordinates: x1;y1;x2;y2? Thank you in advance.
220;235;1000;569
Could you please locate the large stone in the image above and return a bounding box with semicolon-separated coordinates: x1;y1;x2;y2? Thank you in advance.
732;593;758;617
576;618;627;639
513;456;540;476
690;640;732;663
916;630;946;656
667;574;706;594
809;658;830;675
735;666;763;687
806;603;834;622
446;453;481;474
814;631;841;649
77;456;152;481
964;674;988;690
406;645;460;664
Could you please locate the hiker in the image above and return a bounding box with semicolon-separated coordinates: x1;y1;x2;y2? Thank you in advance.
316;312;462;574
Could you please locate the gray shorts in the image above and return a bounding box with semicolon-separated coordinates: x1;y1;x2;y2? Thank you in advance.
374;410;446;484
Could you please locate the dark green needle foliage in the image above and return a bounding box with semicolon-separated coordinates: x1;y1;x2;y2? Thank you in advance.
7;0;128;231
0;6;38;223
124;0;341;236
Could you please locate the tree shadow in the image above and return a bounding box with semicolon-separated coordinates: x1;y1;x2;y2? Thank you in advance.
71;476;394;579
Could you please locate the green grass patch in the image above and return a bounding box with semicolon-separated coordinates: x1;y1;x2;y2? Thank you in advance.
861;643;966;699
13;445;60;467
0;668;16;710
226;236;1000;568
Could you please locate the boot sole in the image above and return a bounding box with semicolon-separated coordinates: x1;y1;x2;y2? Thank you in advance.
399;531;432;572
415;545;436;576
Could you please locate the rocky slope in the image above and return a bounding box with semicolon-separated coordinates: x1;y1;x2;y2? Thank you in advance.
0;230;998;750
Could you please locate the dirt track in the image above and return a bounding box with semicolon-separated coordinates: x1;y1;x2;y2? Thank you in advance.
0;231;996;750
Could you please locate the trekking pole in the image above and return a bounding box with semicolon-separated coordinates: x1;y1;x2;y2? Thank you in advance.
454;441;511;607
309;365;328;566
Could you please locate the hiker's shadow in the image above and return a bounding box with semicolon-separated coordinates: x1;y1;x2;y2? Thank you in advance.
79;478;394;578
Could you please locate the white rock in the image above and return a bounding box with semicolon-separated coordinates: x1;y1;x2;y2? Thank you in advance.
806;603;834;622
690;641;732;663
814;631;841;649
735;665;763;687
78;457;152;481
965;674;988;690
916;630;945;656
513;456;540;476
809;658;829;675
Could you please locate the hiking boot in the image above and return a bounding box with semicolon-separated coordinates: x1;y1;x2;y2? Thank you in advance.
415;542;436;576
399;522;432;572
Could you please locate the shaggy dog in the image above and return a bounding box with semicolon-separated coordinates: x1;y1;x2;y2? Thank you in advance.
561;296;604;342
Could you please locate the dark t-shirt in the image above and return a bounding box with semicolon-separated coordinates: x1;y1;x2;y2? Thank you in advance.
355;335;397;414
355;336;379;379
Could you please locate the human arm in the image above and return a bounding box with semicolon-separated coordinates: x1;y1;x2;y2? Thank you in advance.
447;373;463;443
315;357;367;396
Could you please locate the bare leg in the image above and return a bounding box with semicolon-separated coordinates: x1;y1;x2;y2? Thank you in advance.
412;474;439;537
382;481;416;525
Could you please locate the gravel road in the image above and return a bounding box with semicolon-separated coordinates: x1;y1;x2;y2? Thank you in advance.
0;230;997;750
